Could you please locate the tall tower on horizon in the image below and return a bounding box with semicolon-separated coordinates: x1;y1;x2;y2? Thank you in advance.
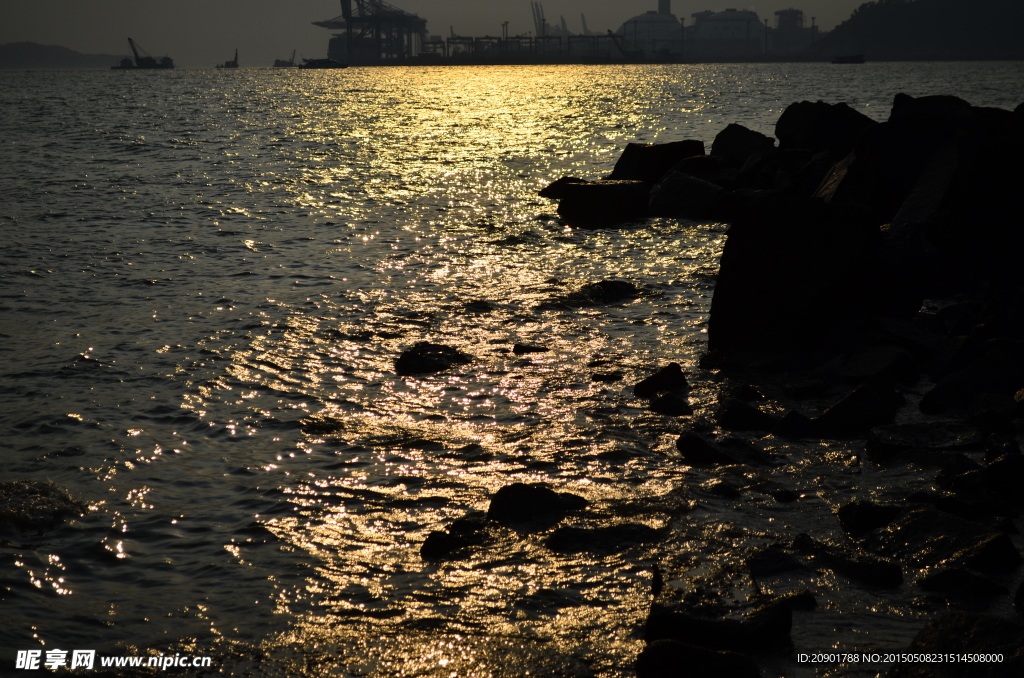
659;0;672;16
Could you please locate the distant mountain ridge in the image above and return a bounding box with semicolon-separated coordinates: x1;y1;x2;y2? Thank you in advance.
806;0;1024;61
0;42;122;70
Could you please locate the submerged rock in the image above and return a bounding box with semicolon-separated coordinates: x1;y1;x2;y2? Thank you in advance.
676;434;739;466
645;598;792;653
395;342;472;375
913;566;1008;598
545;523;663;554
636;640;760;678
420;512;493;561
486;483;587;530
633;363;689;399
836;500;904;537
563;280;641;306
0;480;88;533
648;393;693;417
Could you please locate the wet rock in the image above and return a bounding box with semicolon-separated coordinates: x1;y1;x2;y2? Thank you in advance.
985;434;1021;463
633;363;689;399
591;371;624;383
556;180;649;226
921;350;1024;415
820;344;918;384
512;343;550;355
794;533;903;588
649;393;693;417
0;480;88;533
563;279;641;306
888;613;1024;678
775;100;879;160
913;566;1007;598
486;483;588;530
773;410;816;438
716;398;777;432
745;545;804;576
969;393;1018;437
609;139;706;185
725;382;765;402
395;342;472;375
867;422;982;462
538;176;588;199
702;479;742;499
648;172;725;219
645;598;792;653
863;507;1021;573
813;380;902;436
636;640;760;678
837;500;905;537
545;523;663;554
420;513;493;561
777;589;817;611
463;300;495;314
711;124;776;168
676;434;739;466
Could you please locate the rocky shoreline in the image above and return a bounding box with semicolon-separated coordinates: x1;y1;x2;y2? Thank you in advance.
525;94;1024;676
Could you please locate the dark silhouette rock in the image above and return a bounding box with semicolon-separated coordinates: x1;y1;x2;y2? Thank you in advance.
670;154;738;189
702;478;743;498
711;123;776;168
633;363;689;399
863;507;1021;572
512;343;550;355
648;172;725;219
591;371;624;383
645;598;792;654
837;500;904;537
794;533;903;588
745;545;804;576
649;393;693;417
777;590;817;611
986;434;1022;463
773;410;816;438
707;192;885;354
968;393;1018;437
0;480;88;533
813;381;901;436
636;640;760;678
609;139;706;185
563;279;641;306
985;452;1024;498
538;176;588;199
545;523;663;554
921;350;1024;414
914;566;1008;598
420;513;492;561
676;434;739;466
820;345;918;384
716;398;777;432
888;613;1024;678
775;100;879;160
556;180;650;226
395;342;472;375
486;483;587;530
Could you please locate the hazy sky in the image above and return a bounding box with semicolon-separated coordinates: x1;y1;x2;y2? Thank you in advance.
1;0;866;67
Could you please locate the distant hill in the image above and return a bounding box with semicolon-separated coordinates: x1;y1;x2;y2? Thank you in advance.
806;0;1024;61
0;42;123;69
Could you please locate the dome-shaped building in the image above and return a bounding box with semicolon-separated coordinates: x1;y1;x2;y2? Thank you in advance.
616;1;684;58
686;8;766;58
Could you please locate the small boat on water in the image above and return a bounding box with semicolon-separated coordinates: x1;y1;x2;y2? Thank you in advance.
217;49;239;69
832;54;865;64
274;50;296;68
111;38;174;69
298;58;348;70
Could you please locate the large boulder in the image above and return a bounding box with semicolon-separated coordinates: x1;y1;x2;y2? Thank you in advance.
608;140;705;185
711;124;776;168
775;100;879;160
707;192;886;353
648;172;725;219
888;613;1024;678
556;180;649;226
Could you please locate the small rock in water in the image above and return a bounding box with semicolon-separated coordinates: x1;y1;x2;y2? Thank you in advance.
564;279;641;306
545;523;663;554
512;343;550;355
556;180;649;226
394;341;472;375
0;480;88;533
676;434;738;466
633;363;689;399
591;371;624;383
648;393;693;417
486;483;587;530
836;500;904;537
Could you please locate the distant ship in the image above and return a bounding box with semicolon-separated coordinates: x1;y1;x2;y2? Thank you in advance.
217;49;239;69
298;58;348;69
111;38;174;69
832;54;865;64
274;50;296;68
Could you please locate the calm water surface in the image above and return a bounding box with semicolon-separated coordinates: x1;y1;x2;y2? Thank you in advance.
2;62;1023;676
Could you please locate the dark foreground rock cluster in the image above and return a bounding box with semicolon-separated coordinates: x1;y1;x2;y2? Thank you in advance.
541;94;1024;677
